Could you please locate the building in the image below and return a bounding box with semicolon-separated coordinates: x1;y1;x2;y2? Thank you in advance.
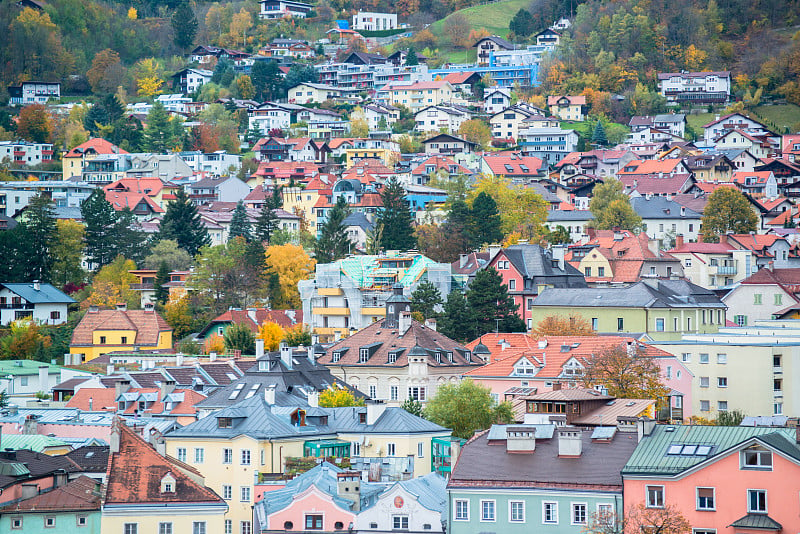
489;104;554;143
0;360;92;398
702;113;773;146
484;87;512;115
299;255;451;341
7;81;60;105
629;114;687;138
352;11;397;31
480;152;544;180
531;279;726;340
657;71;731;104
196;308;301;341
519;127;580;165
171;68;213;95
0;141;55;166
384;81;456;112
187;176;251;206
102;418;228;534
316;287;482;402
364;103;399;131
62;138;127;181
623;423;800;534
721;267;800;325
422;133;477;156
414;104;472;134
287;82;343;104
547;95;586;121
0;475;101;533
69;304;173;363
448;424;638;534
179;151;242;177
259;0;312;18
473;35;515;66
0;282;75;326
630;195;703;246
667;235;757;290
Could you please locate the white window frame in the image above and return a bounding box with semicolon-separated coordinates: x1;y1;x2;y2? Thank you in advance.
646;485;665;508
194;447;204;464
387;443;396;456
509;500;525;522
571;503;588;525
542;501;558;524
480;499;496;522
454;499;470;521
741;447;773;470
240;486;251;502
223;448;232;464
418;442;424;458
176;447;186;462
241;449;251;465
696;487;715;511
159;523;173;534
747;489;767;513
222;485;232;500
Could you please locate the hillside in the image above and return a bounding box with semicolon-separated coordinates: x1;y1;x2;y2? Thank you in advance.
429;0;530;40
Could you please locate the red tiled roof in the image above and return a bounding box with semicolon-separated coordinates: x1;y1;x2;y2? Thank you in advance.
64;138;127;158
618;174;693;195
443;71;477;84
482;154;542;176
66;388;118;411
411;155;471;176
547;95;586;106
70;309;172;348
105;191;164;213
732;171;773;185
617;159;683;175
739;267;800;286
668;242;736;254
209;308;301;331
693;181;737;193
1;475;101;513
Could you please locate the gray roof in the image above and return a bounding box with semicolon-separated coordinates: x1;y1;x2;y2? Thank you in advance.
499;244;587;287
533;279;725;309
547;210;593;222
0;283;76;304
391;473;448;513
631;196;701;219
729;514;782;530
654;114;686;123
486;424;555;440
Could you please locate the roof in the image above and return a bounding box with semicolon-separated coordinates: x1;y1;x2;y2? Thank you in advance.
65;446;110;473
474;35;515;49
533;280;724;309
547;95;586;106
482;154;543;176
658;71;731;80
738;267;800;287
0;283;75;304
70;308;172;348
0;475;101;513
198;308;301;338
729;514;782;530
0;449;82;490
618;174;694;195
630;196;701;219
492;244;587;284
64;138;127;159
572;398;655;426
0;434;71;453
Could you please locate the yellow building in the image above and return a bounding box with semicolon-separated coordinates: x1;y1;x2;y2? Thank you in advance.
547;95;586;121
69;304;173;363
384;80;455;112
103;419;228;534
62;138;127;180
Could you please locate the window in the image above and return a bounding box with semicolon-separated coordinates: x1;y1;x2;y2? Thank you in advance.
218;418;232;428
240;486;251;502
418;442;425;458
748;490;767;513
222;485;232;500
241;449;251;465
159;523;173;534
510;501;525;522
50;311;60;320
699;353;709;364
390;386;398;401
223;448;232;463
543;502;558;523
617;318;624;331
176;448;186;462
283;522;293;531
369;385;377;398
697;488;715;510
656;318;665;331
742;446;772;470
509;279;516;290
774;403;783;415
774;354;782;368
360;348;369;363
598;267;605;277
454;500;469;521
646;486;664;508
585;267;592;277
481;500;496;521
194;448;204;463
45;516;55;528
666;366;672;379
352;442;361;456
775;293;782;305
754;294;763;305
100;336;106;344
592;318;598;330
77;516;87;527
717;353;727;364
685;258;692;267
393;516;409;530
240;521;251;534
408;387;426;401
700;400;710;412
572;503;587;525
121;336;127;344
387;443;396;456
700;377;709;388
774;379;782;392
735;315;747;326
125;525;138;534
11;517;22;529
718;377;727;387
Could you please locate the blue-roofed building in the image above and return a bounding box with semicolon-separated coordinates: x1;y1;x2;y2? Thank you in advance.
0;282;75;326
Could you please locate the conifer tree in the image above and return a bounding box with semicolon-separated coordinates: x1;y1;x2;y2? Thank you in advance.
82;189;119;270
466;267;526;337
315;196;352;263
378;177;416;251
438;290;474;343
23;194;57;282
172;2;198;50
158;189;210;256
143;101;181;152
229;200;252;242
154;261;170;304
405;48;419;66
470;191;503;246
253;201;278;244
592;120;608;146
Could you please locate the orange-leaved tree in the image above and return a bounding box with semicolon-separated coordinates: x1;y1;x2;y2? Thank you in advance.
533;314;597;336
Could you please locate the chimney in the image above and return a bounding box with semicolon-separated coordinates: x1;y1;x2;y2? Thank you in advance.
38;366;48;390
160;379;176;398
23;414;38;434
307;345;315;365
88;305;99;313
459;254;469;268
33;280;40;291
399;311;412;335
337;471;362;511
209;351;217;362
424;318;437;331
176;353;184;366
551;245;565;270
115;302;127;311
106;364;115;375
675;234;684;248
557;427;583;457
719;233;727;245
144;302;154;312
114;380;131;399
365;399;386;425
307;388;319;407
256;338;265;359
505;425;536;453
110;420;120;453
264;384;276;405
311;334;319;345
280;342;293;370
637;417;656;442
89;397;93;411
767;261;774;272
334;331;342;342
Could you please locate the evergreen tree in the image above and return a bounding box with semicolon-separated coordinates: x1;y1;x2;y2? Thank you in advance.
592;120;608;146
229;200;252;242
113;208;147;264
143;101;178;152
158;189;210;256
251;60;283;101
378;177;416;251
471;192;503;246
438;290;474;343
466;267;526;337
253;201;278;244
82;190;145;269
22;194;56;282
509;8;536;37
0;225;33;282
410;281;443;319
84;94;124;134
315;196;352;263
405;48;419;66
172;2;198;50
154;261;170;304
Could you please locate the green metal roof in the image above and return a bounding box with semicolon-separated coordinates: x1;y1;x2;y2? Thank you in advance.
304;439;351;447
0;360;68;376
0;434;70;453
336;254;436;289
623;425;800;476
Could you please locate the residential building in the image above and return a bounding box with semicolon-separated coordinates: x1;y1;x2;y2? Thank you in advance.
516;389;656;425
484;87;512;115
519;127;580;165
629;114;687;138
623;423;800;534
352;11;397;31
684;153;735;182
547;95;586;121
299;256;451;341
248;103;292;133
667;235;757;289
188;45;251;66
179;151;242;176
0;475;101;533
343;138;401;167
317;287;481;401
248;161;319;188
631;195;703;246
489;105;554;143
486;244;587;330
414;104;472;134
473;35;515;66
422;133;477;156
0;282;75;326
702;112;773;146
531;279;726;340
448;424;637;534
259;0;312;18
714;129;774;159
545;210;594;242
195;308;302;341
62;138;127;180
287;82;343;104
410;155;473;186
7;81;60;105
657;71;731;104
722;267;800;325
555;149;636;181
732;170;779;198
364;103;399;130
726;233;798;269
0;360;91;398
102;418;228;534
69;304;173;363
0;141;55;166
171;68;213;94
479;152;544;180
343;212;374;251
535;27;562;47
384;81;455;112
187;176;251;206
0;448;87;507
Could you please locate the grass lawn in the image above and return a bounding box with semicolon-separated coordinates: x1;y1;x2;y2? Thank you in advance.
429;0;531;42
752;104;800;133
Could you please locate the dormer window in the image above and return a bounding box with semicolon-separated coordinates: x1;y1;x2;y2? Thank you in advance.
332;352;341;362
435;352;442;363
465;351;471;362
160;472;176;493
513;359;537;376
741;445;772;470
360;348;369;363
447;352;453;362
388;352;397;364
259;360;268;371
218;417;232;428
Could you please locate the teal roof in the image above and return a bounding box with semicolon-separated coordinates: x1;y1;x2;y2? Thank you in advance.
0;360;79;376
0;434;70;453
1;283;75;304
623;425;800;476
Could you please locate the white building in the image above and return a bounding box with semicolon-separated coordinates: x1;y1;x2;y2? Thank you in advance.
7;81;60;105
364;103;399;131
0;282;75;326
0;180;95;216
483;87;511;115
414;105;472;134
0;361;92;398
248;104;292;134
171;68;213;95
352;11;398;31
259;0;312;19
658;71;731;105
287;82;342;105
519;127;580;165
179;151;242;176
0;141;55;166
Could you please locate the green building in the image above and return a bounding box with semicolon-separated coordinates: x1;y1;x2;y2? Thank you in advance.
0;475;101;533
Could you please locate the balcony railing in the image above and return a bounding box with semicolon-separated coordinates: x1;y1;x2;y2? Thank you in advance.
0;303;34;310
715;265;737;275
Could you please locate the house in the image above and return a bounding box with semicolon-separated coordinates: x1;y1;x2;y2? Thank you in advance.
196;308;301;341
519;127;580;165
489;104;554;144
448;424;637;534
0;141;55;166
352;11;397;30
474;35;515;66
422;133;477;156
0;448;87;507
484;86;512;115
410;155;473;185
384;80;455;112
441;71;482;95
714;129;774;159
721;267;800;326
343;212;374;252
287;82;342;104
248;103;292;134
260;39;314;59
732;170;779;198
530;279;726;340
7;81;60;105
0;360;91;398
364;103;399;131
630;195;703;246
179;151;242;177
62;138;127;180
299;256;451;341
480;153;544;180
516;388;656;425
104;189;164;220
667;235;757;289
657;71;731;104
171;68;213;95
187;176;251;206
535;27;561;47
0;475;101;532
316;285;480;400
414;104;472;134
102;418;228;534
248;161;320;188
547;95;586;121
684;153;735;182
354;472;447;533
702;112;773;146
69;304;173;363
726;233;797;269
623;423;800;534
0;282;75;326
188;45;251;66
259;0;312;18
555;149;636;181
487;244;587;330
629;114;687;138
545;210;594;242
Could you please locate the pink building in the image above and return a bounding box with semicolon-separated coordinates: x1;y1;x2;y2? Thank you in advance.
624;424;800;533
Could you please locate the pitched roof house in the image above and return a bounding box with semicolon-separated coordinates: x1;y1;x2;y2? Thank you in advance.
0;282;75;326
0;475;101;532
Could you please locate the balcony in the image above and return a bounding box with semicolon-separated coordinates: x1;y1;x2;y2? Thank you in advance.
312;307;350;316
0;303;34;310
714;265;737;275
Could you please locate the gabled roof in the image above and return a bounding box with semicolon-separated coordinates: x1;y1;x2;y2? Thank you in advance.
492;244;587;284
411;155;472;176
64;138;127;158
547;95;586;106
198;308;301;338
473;35;514;49
534;280;724;309
70;308;172;348
0;283;75;304
105;191;164;213
0;475;101;513
482;153;543;176
630;196;701;219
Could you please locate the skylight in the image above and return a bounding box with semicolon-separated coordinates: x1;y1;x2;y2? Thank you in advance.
666;443;713;457
244;384;260;399
228;383;245;400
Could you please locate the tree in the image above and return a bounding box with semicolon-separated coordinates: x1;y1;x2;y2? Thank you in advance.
411;281;443;319
163;294;195;340
509;8;535;37
589;178;642;231
134;58;164;97
229;8;253;49
365;222;383;255
254;201;278;244
400;397;424;416
700;187;758;242
191;241;250;314
544;225;572;245
159;189;211;256
236;75;256;100
582;344;670;401
457;119;492;149
251;60;283;101
224;321;256;354
443;13;470;48
171;2;198;50
584;505;690;534
716;409;745;426
414;222;468;263
349;107;369;137
81;189;119;269
23;194;57;282
0;318;52;361
154;261;170;305
283;324;312;346
265;244;315;309
378;178;416;251
467;267;526;338
87;49;124;95
144;239;193;271
438;290;474;343
229;200;252;242
424;379;514;439
86;255;139;309
533;314;597;336
315;196;352;263
144;101;184;153
51;219;85;288
17;104;53;143
471;191;503;246
257;322;284;351
405;48;419;66
471;175;548;239
319;383;365;407
592;120;608;146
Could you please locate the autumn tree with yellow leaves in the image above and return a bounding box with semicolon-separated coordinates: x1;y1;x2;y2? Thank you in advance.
265;244;315;309
85;256;138;310
319;383;365;407
257;322;285;351
135;58;164;97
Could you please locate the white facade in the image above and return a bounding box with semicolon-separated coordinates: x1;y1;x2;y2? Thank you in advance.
364;105;399;131
519;127;580;165
483;87;510;115
722;283;795;326
352;11;398;31
180;152;241;176
658;71;731;104
414;106;471;134
175;69;213;94
0;180;95;215
8;82;60;105
0;364;91;397
259;0;312;19
288;83;341;105
248;106;292;134
353;482;444;534
0;141;55;165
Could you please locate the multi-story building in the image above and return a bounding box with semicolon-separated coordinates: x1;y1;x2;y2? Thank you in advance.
473;35;516;66
631;196;703;247
0;180;95;216
62;138;127;180
187;176;251;206
489;104;551;143
352;11;397;31
171;68;213;95
299;255;451;341
7;81;60;105
667;235;757;290
484;86;511;115
414;104;472;134
0;282;75;326
287;82;343;104
722;267;800;325
519;127;580;165
258;0;312;18
547;95;586;121
383;80;455;112
0;141;55;166
657;71;731;104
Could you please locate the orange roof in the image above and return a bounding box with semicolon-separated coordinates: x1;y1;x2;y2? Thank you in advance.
757;197;790;211
64;138;127;158
481;154;542;176
443;71;477;84
694;182;737;193
104;177;171;197
104;191;164;213
328;138;356;149
617;158;683;175
411;155;471;176
66;387;118;411
732;171;773;185
70;308;172;348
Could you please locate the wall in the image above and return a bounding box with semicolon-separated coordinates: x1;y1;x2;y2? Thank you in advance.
266;487;354;531
101;508;227;534
355;485;442;532
0;510;101;534
722;284;792;325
